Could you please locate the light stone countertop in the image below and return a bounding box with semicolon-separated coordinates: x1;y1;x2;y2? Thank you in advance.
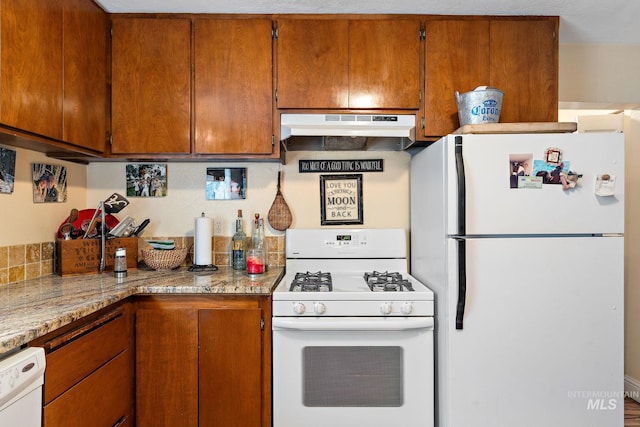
0;266;284;356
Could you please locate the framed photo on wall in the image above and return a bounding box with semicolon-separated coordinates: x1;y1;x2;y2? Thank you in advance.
32;163;67;203
320;174;363;225
0;147;16;194
126;163;167;197
206;167;247;200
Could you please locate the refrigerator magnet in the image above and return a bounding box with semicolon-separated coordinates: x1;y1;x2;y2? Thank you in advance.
595;174;616;196
545;148;563;165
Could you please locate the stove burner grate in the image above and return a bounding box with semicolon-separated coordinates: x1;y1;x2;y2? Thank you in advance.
290;271;333;292
364;271;414;292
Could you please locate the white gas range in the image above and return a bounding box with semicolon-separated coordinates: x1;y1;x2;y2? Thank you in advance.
272;228;435;427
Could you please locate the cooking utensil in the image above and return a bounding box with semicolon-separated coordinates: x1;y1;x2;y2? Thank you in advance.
82;193;130;239
132;218;150;237
59;208;80;239
268;171;292;231
104;193;129;214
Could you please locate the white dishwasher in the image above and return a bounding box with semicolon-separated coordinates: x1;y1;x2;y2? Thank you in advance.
0;347;46;426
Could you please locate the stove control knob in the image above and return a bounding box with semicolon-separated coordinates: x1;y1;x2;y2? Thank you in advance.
400;301;414;315
313;302;327;314
380;302;393;315
293;302;306;315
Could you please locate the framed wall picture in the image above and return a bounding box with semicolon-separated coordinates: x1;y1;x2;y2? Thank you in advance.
126;163;167;197
320;174;363;225
206;167;247;200
32;163;67;203
0;147;16;194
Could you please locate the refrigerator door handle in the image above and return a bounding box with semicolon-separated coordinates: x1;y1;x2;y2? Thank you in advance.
455;237;467;329
454;136;467;329
455;135;465;236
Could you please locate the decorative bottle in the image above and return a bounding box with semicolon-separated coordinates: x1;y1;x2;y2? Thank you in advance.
232;209;246;270
247;213;266;275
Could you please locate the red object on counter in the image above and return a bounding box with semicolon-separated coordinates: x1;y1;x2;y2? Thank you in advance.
246;256;265;274
56;209;119;239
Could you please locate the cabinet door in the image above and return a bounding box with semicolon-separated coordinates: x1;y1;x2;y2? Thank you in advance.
0;0;63;139
136;305;199;427
194;18;273;154
349;19;421;109
490;19;558;123
276;19;349;109
423;19;490;137
199;307;263;427
62;0;107;152
111;18;191;154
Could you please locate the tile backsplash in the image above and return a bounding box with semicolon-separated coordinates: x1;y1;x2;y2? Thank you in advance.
0;235;285;286
0;242;55;285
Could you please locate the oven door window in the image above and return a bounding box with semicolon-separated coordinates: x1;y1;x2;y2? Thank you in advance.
303;346;403;407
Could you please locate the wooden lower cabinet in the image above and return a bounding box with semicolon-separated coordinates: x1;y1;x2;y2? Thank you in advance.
30;301;135;427
135;295;271;427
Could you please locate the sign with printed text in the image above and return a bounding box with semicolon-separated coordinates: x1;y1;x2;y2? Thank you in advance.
299;159;383;173
320;174;363;226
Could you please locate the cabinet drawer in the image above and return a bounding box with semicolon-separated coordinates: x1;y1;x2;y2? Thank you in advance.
43;306;129;403
44;350;133;427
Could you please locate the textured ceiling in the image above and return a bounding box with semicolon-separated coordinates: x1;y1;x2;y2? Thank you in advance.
94;0;639;45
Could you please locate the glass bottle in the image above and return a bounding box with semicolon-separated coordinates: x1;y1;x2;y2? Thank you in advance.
247;214;266;275
232;209;246;270
251;213;267;250
246;213;266;274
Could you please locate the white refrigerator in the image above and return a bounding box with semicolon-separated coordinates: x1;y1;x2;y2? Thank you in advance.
410;132;624;427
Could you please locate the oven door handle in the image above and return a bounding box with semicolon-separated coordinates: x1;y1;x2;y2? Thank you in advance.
272;317;434;331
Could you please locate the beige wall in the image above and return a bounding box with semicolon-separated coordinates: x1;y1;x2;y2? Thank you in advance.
86;151;410;238
559;44;640;107
0;146;87;246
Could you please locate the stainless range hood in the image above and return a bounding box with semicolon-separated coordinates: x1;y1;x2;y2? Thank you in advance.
280;113;416;143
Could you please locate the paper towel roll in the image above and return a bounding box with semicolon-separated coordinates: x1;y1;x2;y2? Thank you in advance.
194;215;213;266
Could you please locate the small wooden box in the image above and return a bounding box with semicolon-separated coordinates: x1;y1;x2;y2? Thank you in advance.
56;238;138;276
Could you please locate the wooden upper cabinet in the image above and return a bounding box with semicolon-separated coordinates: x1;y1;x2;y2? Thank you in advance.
349;19;421;109
422;17;558;138
424;20;490;137
111;18;191;154
276;19;349;109
276;18;421;110
63;0;108;152
490;19;558;124
194;18;274;155
0;0;63;139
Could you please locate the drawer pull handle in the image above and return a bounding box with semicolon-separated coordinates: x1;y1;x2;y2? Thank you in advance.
45;306;125;351
112;416;126;427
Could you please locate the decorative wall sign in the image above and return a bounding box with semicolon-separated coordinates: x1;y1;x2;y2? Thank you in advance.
32;163;67;203
126;163;167;197
320;174;363;225
300;159;384;173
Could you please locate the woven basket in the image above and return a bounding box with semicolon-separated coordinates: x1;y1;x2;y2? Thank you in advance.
267;171;292;231
142;248;188;270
